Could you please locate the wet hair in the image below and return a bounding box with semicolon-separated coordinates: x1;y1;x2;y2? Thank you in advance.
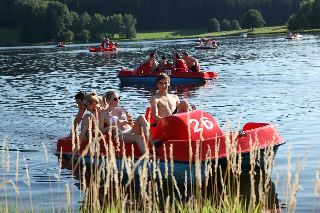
162;55;167;60
103;91;117;104
156;73;170;84
175;52;181;59
83;91;99;104
150;53;155;58
183;51;189;57
75;91;87;101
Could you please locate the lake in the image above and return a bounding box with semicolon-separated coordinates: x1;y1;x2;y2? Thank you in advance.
0;34;320;212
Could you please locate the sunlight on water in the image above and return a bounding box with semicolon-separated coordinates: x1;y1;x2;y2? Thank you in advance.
0;34;320;211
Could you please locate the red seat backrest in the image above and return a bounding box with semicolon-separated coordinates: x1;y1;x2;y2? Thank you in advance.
134;65;152;76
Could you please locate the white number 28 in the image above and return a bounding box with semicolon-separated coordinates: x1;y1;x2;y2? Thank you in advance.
189;117;214;133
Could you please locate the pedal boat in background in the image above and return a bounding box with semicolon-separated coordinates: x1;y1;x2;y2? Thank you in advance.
194;45;217;50
117;64;218;84
89;45;118;52
56;109;285;180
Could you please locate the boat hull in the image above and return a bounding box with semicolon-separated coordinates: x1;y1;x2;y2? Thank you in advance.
117;64;217;84
194;46;217;49
57;110;285;180
89;46;118;52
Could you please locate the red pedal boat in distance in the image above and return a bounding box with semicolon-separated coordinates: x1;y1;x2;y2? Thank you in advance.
89;45;118;52
56;44;66;47
117;64;218;84
56;108;285;180
194;38;208;42
195;45;217;50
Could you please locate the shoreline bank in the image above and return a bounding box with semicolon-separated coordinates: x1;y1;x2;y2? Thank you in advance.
1;26;320;47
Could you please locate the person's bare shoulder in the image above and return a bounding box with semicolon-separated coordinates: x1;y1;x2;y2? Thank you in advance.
150;95;160;105
168;93;178;99
171;94;180;102
99;109;108;117
118;107;127;112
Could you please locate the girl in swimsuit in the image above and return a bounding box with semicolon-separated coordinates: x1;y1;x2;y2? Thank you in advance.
78;91;103;145
99;91;162;155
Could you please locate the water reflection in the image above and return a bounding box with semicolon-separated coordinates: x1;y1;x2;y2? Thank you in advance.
1;35;320;211
60;156;280;211
119;82;214;99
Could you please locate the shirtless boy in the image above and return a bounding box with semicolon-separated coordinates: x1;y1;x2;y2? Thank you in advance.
150;73;194;122
183;51;200;72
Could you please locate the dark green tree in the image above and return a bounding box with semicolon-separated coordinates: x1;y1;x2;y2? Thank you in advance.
296;0;313;29
90;13;105;41
287;14;300;31
241;9;265;31
208;18;220;32
221;19;231;31
79;29;90;43
231;20;240;30
79;12;91;31
109;14;123;39
122;14;137;39
287;0;313;30
44;1;72;41
312;0;320;28
61;30;74;41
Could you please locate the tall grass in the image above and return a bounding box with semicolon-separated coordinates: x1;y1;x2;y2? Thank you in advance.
0;115;315;212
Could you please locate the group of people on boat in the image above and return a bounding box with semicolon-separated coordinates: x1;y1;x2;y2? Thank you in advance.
100;38;112;48
136;52;200;73
70;73;196;157
287;32;302;39
199;38;217;48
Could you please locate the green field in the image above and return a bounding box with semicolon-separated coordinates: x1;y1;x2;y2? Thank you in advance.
134;25;289;41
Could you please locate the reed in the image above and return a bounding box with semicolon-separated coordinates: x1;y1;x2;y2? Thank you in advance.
0;115;316;213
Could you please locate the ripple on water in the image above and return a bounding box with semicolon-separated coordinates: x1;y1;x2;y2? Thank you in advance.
1;36;320;211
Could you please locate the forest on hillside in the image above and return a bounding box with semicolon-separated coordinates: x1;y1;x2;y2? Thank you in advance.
2;0;317;44
1;0;303;30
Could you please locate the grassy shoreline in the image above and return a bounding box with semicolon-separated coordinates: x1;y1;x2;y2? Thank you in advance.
1;26;320;47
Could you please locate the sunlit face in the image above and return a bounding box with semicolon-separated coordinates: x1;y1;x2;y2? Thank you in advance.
157;79;170;91
108;93;120;107
183;54;187;60
83;100;95;113
76;99;86;111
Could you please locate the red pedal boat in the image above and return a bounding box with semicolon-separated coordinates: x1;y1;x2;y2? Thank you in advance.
89;46;118;52
195;45;217;50
194;38;209;42
56;44;66;47
56;108;285;180
117;64;218;84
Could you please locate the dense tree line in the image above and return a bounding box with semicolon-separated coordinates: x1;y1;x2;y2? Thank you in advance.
0;0;309;42
0;0;136;43
287;0;320;31
54;0;303;29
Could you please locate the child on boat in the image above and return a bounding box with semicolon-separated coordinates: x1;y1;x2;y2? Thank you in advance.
149;73;196;123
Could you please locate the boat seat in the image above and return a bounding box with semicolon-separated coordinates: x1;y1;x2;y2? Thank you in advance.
153;110;223;143
134;65;152;76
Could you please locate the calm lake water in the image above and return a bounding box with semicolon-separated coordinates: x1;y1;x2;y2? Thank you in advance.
0;34;320;212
